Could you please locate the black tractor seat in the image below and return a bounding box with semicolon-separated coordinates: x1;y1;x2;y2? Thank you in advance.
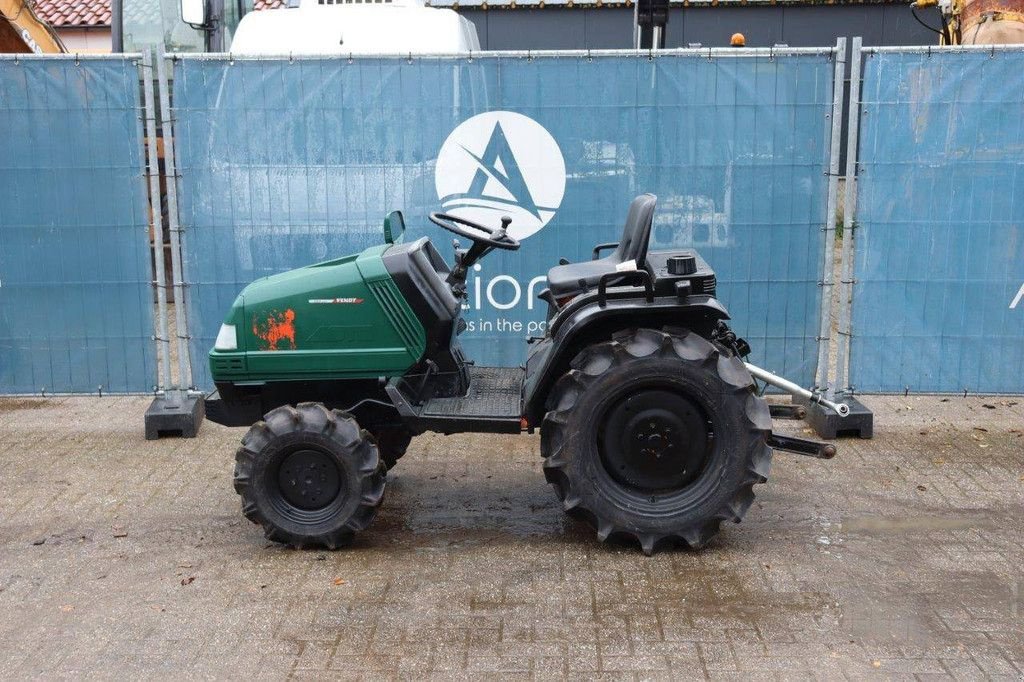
545;193;657;300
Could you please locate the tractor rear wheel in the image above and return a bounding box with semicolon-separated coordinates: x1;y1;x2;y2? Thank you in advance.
233;402;386;549
541;327;772;555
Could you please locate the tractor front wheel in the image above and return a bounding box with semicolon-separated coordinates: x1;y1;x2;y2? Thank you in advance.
541;327;772;555
233;403;386;549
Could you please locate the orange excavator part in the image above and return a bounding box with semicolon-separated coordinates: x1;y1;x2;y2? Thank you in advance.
0;0;66;53
957;0;1024;43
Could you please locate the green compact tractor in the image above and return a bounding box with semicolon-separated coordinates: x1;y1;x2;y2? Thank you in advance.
207;194;843;555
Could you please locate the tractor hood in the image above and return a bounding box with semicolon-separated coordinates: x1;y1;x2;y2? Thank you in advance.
210;243;426;383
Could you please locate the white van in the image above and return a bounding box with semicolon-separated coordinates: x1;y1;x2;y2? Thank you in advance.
229;0;481;56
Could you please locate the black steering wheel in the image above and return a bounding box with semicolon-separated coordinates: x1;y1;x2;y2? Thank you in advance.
428;212;521;251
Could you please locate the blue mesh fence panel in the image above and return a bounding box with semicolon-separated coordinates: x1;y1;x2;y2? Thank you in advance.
172;52;835;390
0;57;155;394
851;48;1024;393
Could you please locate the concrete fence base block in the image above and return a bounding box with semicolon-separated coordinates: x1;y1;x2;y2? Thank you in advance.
144;391;205;440
797;394;874;440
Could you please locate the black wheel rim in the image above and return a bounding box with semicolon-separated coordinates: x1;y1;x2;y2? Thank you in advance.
270;446;347;522
597;388;712;494
278;448;342;510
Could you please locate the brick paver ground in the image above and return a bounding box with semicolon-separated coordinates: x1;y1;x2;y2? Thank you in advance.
0;394;1021;679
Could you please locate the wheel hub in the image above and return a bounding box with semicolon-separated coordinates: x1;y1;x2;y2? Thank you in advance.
599;389;710;492
637;426;671;458
277;448;342;510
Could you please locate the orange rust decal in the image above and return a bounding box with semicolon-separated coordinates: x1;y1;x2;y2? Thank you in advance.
252;309;297;351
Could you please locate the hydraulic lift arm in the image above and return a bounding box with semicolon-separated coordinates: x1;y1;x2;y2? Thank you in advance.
741;361;847;460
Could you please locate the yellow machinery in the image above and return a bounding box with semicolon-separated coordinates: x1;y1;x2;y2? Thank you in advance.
912;0;1024;44
0;0;65;52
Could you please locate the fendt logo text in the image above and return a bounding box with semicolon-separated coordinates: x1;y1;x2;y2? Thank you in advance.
435;111;566;241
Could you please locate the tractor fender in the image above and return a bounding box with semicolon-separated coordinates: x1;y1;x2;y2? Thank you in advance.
522;294;731;425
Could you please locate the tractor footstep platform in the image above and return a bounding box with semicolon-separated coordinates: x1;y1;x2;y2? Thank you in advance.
419;366;523;433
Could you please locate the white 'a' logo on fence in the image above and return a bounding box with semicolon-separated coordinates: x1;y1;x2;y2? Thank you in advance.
1011;281;1024;310
435;111;566;241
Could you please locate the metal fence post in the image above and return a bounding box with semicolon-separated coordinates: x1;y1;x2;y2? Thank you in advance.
143;46;205;439
835;37;862;395
155;49;194;391
141;50;172;394
813;37;846;398
803;37;873;440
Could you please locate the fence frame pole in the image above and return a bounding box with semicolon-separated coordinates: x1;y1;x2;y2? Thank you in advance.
802;37;873;440
814;37;846;398
143;47;205;439
155;49;194;391
141;49;172;393
835;37;863;395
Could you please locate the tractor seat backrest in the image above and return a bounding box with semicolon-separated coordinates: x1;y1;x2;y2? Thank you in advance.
543;193;658;301
614;193;657;268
